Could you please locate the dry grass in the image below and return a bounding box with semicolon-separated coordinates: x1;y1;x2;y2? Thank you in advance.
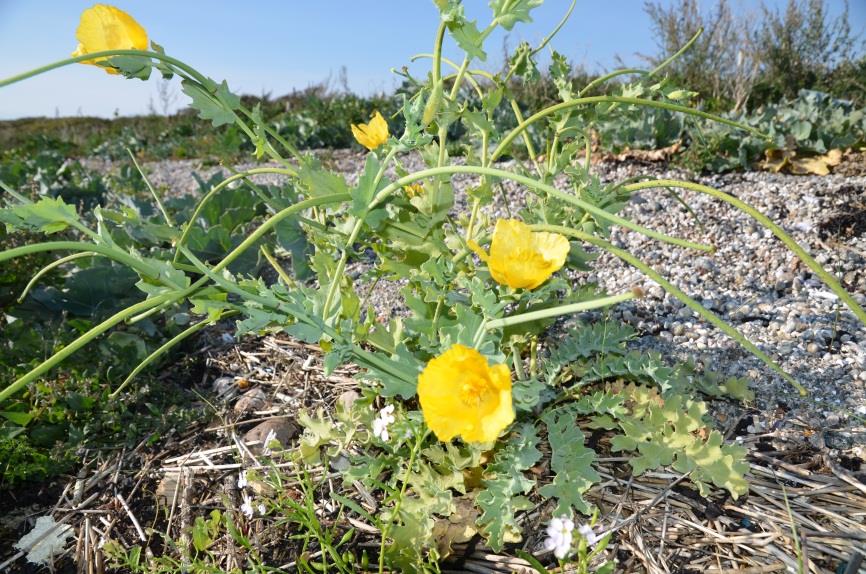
4;333;865;574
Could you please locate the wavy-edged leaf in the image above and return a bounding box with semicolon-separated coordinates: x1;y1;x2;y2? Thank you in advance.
476;423;542;551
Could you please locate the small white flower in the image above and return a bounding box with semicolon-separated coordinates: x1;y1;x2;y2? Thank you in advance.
544;516;574;560
372;418;390;442
240;492;254;518
578;523;599;546
237;470;248;490
372;404;396;442
257;503;267;515
262;429;278;455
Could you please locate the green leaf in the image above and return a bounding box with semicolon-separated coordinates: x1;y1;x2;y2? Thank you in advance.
296;158;350;198
106;55;152;80
539;405;599;515
476;423;542;551
610;388;749;498
181;79;240;127
351;154;384;217
0;197;82;234
490;0;543;30
0;411;33;426
448;18;487;61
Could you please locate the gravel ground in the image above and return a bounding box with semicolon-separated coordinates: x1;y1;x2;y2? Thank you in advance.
95;152;866;450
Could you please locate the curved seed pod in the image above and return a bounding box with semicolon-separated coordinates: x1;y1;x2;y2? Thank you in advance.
422;78;444;127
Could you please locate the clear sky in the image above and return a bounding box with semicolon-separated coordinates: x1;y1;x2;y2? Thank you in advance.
0;1;863;119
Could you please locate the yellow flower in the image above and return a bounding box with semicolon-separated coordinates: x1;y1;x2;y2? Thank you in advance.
468;219;570;290
72;4;148;75
351;111;389;150
418;344;514;443
403;182;424;198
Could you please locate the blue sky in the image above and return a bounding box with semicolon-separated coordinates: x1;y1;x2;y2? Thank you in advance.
0;1;863;119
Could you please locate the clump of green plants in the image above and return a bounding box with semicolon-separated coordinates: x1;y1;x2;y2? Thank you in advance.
2;1;866;571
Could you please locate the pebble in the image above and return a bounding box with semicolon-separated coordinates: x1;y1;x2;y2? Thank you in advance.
243;417;299;453
233;388;267;414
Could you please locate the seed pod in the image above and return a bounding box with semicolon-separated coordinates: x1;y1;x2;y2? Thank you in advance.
422;79;444;127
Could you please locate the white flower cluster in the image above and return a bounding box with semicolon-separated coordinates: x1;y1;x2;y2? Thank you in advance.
543;516;599;560
544;516;574;559
372;404;395;442
236;470;266;518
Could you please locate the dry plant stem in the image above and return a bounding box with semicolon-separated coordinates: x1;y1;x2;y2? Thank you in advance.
530;223;807;395
623;179;866;327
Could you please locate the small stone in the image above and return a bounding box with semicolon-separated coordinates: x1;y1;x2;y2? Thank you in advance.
234;388;267;414
672;324;685;336
806;342;821;354
677;307;693;319
659;331;673;342
243;417;299;454
825;414;840;427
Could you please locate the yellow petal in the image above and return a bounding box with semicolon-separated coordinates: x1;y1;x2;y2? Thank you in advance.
73;4;148;74
480;219;569;290
351;111;389;150
418;345;513;444
532;231;570;268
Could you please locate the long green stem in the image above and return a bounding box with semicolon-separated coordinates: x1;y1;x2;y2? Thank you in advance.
0;293;172;403
0;49;209;88
531;224;807;395
378;429;427;573
370;165;711;252
484;291;636;331
17;252;97;303
0;241;178;287
173;167;296;264
1;193;351;404
491;95;768;164
1;50;292;169
623;179;866;327
509;100;544;176
648;27;703;77
321;149;397;321
578;69;647;97
110;312;233;397
127;148;173;227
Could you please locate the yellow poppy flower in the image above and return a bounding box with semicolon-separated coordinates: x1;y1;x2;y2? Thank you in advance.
72;4;148;75
403;182;424;198
417;344;514;444
351;111;389;150
468;219;570;290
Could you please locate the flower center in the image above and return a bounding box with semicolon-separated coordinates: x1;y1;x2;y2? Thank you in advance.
459;375;492;407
